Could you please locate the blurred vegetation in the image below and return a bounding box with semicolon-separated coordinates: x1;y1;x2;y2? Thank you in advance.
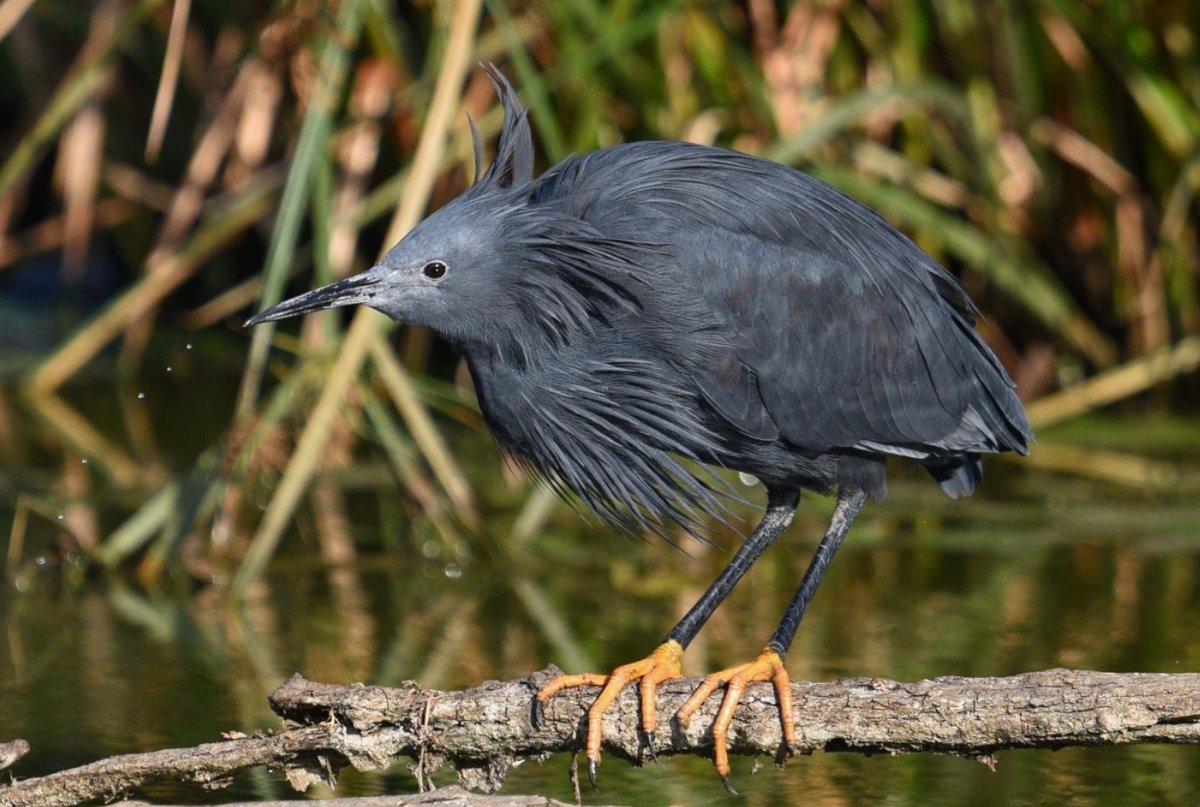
5;466;1200;802
2;0;1200;587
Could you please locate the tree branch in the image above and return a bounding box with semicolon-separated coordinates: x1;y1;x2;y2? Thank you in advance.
112;791;595;807
3;667;1198;807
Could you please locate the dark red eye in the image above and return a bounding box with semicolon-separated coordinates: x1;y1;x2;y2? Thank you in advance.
423;261;447;279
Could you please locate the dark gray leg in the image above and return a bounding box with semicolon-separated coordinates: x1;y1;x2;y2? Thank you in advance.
767;487;867;655
665;486;800;649
536;486;805;788
674;485;868;793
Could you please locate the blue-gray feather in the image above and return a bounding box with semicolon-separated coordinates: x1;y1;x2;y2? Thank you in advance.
414;70;1032;532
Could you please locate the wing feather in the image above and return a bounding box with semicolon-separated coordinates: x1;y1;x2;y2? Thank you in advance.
545;141;1032;460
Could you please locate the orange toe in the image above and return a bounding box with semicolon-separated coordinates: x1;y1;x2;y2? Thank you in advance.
676;646;794;781
535;640;684;777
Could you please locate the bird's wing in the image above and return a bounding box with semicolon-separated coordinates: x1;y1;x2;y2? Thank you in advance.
543;141;1030;458
692;347;781;442
725;237;1002;457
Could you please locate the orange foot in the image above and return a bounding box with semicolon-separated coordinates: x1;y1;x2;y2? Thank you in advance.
535;640;684;785
676;646;794;794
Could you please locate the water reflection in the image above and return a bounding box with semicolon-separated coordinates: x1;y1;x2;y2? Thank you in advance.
4;486;1200;804
2;367;1200;804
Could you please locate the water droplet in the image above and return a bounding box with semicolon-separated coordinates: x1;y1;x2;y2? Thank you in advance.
185;343;193;350
137;391;146;400
81;458;89;464
166;365;173;373
443;563;463;580
56;513;64;520
421;540;441;560
35;555;47;566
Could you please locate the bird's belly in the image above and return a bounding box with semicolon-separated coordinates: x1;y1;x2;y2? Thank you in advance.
697;425;839;494
468;355;858;536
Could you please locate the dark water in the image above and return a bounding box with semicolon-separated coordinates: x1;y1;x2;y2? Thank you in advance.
2;355;1200;805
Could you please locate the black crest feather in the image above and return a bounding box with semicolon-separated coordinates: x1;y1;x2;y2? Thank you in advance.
477;63;534;189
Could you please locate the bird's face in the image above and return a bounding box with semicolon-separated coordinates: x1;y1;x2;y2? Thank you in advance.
245;198;507;345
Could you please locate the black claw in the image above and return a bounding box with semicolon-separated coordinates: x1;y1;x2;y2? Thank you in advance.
645;730;657;762
531;697;544;729
721;774;739;796
588;757;599;790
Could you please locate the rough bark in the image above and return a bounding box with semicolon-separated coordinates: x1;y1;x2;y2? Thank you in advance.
0;741;30;772
110;790;597;807
3;667;1199;807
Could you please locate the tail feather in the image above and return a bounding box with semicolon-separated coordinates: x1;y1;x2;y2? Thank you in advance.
924;454;982;499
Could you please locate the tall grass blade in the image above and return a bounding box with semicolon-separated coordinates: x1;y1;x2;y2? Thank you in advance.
235;0;368;423
0;0;165;198
231;0;485;598
370;338;477;525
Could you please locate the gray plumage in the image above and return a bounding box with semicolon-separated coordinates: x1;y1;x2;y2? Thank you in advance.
247;71;1035;781
247;68;1039;787
283;70;1032;528
248;67;1031;545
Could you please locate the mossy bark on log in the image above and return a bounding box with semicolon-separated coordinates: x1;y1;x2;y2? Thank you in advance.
3;667;1199;807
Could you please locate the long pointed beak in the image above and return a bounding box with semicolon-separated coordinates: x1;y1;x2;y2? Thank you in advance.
245;272;381;327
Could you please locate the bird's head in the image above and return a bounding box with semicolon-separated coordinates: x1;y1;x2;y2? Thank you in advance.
245;64;536;343
247;65;650;357
244;191;515;339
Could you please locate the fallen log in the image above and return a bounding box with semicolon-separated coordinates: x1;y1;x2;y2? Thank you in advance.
2;667;1198;807
109;790;596;807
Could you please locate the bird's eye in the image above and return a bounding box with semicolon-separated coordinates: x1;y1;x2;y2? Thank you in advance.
423;261;447;279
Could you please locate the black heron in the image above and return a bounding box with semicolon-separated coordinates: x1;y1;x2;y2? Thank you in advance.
247;66;1033;789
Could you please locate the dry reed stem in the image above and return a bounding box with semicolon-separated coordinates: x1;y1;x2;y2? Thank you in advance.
370;339;478;525
0;0;34;42
145;0;192;163
231;0;485;597
1026;336;1200;428
57;88;107;282
150;57;251;259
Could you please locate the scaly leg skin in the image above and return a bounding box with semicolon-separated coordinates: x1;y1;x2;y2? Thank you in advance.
676;646;794;795
533;488;804;789
675;489;866;792
535;640;684;786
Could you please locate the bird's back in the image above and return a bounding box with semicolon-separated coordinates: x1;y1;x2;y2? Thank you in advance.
527;141;1032;500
